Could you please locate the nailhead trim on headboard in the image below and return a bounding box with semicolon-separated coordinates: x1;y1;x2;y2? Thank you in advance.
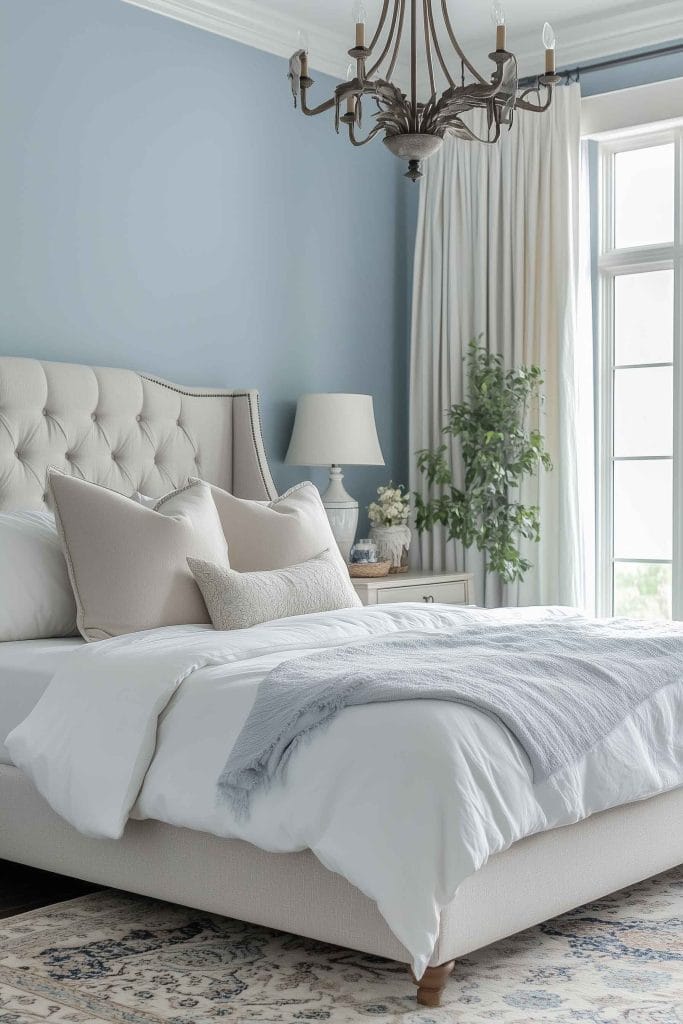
0;358;277;511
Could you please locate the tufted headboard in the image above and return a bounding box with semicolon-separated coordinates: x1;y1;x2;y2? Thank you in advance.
0;357;278;511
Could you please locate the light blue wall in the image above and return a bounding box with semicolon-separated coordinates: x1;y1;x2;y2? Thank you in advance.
0;0;415;523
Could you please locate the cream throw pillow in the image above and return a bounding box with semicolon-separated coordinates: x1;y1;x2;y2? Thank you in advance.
49;472;229;641
205;481;350;576
188;551;360;630
138;480;350;577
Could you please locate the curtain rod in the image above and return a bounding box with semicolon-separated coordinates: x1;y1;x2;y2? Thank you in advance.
518;41;683;89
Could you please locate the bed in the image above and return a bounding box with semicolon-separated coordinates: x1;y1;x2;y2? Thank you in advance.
0;355;681;1008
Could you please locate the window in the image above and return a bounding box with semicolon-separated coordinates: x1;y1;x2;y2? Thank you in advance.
596;128;682;619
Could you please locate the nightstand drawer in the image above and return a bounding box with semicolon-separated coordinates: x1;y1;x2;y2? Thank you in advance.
376;580;468;606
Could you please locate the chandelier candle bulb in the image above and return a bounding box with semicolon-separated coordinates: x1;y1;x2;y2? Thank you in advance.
297;28;310;78
346;63;356;116
492;4;506;51
353;2;367;48
543;22;556;74
341;63;357;119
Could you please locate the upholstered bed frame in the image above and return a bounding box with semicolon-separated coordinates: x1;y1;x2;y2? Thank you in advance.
0;356;681;1008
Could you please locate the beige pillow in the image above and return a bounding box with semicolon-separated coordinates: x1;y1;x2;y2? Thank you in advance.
188;551;361;631
49;472;229;641
205;480;349;576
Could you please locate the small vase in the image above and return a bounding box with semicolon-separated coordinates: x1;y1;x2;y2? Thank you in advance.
369;523;411;573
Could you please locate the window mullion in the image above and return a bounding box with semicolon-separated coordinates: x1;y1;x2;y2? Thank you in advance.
596;146;615;616
672;128;683;619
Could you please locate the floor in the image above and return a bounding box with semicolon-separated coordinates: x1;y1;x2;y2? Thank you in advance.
0;859;98;920
0;869;680;1023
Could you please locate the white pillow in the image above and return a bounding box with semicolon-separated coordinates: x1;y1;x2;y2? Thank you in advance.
188;551;361;630
0;510;77;641
49;473;230;641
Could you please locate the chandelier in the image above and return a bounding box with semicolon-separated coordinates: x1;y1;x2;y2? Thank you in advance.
288;2;560;181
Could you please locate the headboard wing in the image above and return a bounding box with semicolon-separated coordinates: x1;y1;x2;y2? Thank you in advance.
0;357;277;511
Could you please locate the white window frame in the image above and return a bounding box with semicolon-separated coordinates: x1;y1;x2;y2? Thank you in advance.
596;125;683;617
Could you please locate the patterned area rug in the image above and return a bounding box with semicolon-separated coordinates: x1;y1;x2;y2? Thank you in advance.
0;868;680;1024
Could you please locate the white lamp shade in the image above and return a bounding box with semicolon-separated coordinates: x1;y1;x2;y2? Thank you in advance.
285;393;385;467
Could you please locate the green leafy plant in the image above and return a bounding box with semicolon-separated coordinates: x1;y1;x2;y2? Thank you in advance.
414;339;553;584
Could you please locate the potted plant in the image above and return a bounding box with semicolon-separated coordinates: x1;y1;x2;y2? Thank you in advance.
414;339;552;584
368;484;412;573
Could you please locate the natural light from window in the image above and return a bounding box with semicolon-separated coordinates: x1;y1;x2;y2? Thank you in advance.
598;131;681;620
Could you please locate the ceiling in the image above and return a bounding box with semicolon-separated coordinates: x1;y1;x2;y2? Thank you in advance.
123;0;683;79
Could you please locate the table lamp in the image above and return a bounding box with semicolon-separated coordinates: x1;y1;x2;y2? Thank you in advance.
285;393;385;562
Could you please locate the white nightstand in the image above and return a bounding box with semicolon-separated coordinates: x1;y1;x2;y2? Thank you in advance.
351;570;473;607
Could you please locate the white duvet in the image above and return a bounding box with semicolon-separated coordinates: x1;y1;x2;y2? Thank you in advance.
7;603;683;977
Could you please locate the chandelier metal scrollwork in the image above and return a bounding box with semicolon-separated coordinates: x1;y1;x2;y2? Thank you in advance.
288;1;560;181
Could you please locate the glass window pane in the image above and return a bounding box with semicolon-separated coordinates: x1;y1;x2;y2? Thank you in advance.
613;460;672;560
614;366;672;457
614;270;674;365
614;562;672;620
614;144;674;249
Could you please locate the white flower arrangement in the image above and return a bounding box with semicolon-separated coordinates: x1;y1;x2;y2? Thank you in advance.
367;483;410;527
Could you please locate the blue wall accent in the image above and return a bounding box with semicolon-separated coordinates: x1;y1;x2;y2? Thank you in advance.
0;0;415;524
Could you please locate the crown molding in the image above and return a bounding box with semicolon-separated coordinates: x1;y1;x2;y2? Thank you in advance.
508;0;683;78
123;0;683;84
122;0;349;78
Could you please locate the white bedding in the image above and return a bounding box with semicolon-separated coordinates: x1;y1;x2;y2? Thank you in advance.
0;638;84;764
7;604;682;977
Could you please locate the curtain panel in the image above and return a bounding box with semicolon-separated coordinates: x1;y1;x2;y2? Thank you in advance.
409;84;593;608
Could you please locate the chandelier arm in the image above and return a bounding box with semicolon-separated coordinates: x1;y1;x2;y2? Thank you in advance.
454;61;507;103
422;0;436;97
425;0;455;87
300;89;338;117
442;117;479;142
440;0;488;85
366;0;401;78
515;87;553;113
348;121;385;146
465;118;502;144
367;0;392;56
386;0;406;81
441;108;503;144
519;83;542;103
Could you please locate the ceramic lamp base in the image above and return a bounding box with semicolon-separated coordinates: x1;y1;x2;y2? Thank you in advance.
322;466;358;564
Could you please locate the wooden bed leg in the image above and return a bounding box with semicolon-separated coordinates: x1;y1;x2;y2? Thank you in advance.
410;961;455;1007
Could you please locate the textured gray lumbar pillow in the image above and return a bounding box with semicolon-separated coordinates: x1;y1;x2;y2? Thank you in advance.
49;472;230;641
188;550;361;631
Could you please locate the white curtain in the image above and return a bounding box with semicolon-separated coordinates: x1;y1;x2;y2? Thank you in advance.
409;84;594;609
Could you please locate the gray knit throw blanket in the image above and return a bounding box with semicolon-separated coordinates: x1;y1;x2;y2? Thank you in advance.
218;617;683;817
